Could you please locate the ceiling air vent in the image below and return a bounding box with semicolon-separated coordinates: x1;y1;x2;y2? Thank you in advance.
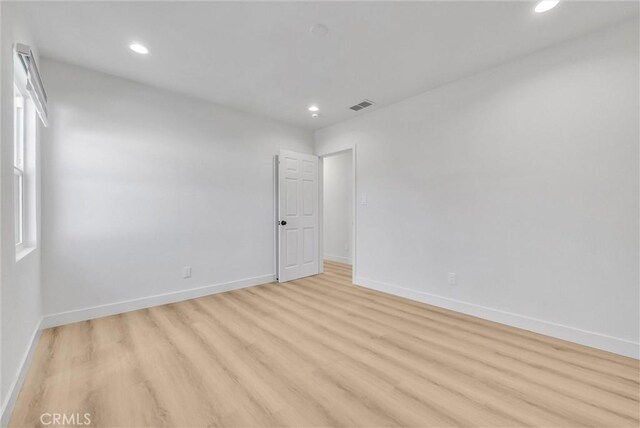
349;99;375;111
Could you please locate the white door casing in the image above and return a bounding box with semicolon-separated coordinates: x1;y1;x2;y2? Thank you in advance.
277;150;319;282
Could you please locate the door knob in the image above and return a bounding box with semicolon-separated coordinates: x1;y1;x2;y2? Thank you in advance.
280;220;287;226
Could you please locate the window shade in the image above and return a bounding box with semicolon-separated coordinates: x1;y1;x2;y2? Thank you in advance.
15;43;48;127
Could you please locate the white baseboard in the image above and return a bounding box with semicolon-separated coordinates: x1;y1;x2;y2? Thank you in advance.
42;274;275;329
324;254;352;265
1;319;42;427
355;276;639;359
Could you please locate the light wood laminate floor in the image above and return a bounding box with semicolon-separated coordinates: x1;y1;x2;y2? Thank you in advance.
10;261;640;427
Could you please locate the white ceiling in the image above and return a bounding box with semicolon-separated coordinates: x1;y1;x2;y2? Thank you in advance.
11;1;639;130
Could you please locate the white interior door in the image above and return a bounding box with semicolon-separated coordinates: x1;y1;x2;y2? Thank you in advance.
278;149;319;282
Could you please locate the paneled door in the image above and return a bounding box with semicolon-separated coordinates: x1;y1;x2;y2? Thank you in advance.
277;149;319;282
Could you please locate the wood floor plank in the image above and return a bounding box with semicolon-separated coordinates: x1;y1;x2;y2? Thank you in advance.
282;277;639;406
9;262;639;427
250;280;627;426
317;271;639;376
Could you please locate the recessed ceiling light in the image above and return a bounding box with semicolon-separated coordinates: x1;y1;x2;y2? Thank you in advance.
308;105;319;112
129;43;149;54
535;0;559;13
310;24;329;38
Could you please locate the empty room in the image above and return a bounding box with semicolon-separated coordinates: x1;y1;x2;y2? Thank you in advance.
1;1;638;427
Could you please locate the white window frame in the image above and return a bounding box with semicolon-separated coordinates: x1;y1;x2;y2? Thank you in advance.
14;85;26;252
13;44;44;261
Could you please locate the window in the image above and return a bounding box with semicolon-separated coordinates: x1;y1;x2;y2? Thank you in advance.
13;72;36;259
14;86;26;251
13;43;46;260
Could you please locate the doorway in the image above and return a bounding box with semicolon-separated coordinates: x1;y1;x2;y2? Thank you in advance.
319;148;356;283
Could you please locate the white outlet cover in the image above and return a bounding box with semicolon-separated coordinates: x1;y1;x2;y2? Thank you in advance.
448;272;456;285
183;266;192;279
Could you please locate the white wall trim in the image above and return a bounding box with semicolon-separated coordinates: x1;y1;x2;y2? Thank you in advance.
355;276;639;359
0;319;42;427
42;274;275;329
324;254;352;265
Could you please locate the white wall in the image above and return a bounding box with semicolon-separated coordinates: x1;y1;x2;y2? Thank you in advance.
323;151;352;265
315;20;639;357
40;59;314;323
0;3;43;422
